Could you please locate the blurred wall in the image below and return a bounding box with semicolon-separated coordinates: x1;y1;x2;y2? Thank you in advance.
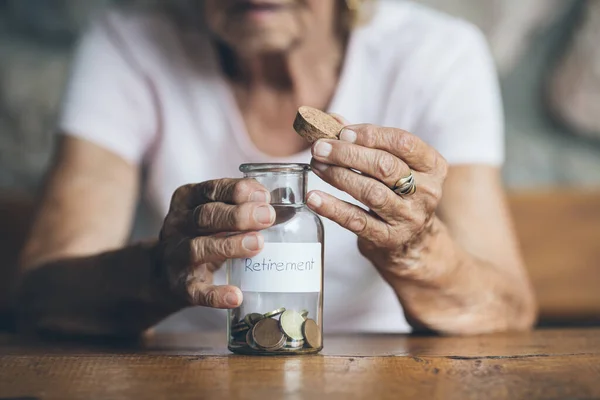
0;0;599;193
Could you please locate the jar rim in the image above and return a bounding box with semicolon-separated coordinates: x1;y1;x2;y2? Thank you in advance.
239;163;311;173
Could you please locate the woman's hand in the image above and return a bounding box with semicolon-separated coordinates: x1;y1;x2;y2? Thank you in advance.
306;122;536;333
306;123;448;277
158;178;275;309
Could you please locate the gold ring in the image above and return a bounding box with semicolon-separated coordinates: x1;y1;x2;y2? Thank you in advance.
392;172;417;197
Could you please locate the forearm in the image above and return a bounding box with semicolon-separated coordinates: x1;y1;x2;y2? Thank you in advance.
375;217;537;335
14;241;181;338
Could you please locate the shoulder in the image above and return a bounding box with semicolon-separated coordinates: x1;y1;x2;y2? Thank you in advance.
358;1;490;67
91;6;176;41
81;6;186;70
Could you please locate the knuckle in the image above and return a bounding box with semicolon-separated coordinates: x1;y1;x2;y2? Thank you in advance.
232;179;253;201
189;238;204;263
216;237;238;258
365;184;390;209
418;183;443;206
203;179;225;202
375;153;397;180
336;168;354;188
424;184;442;211
203;289;220;308
345;148;362;168
203;203;241;231
345;210;369;234
361;125;378;148
396;132;416;154
232;204;251;229
195;204;212;229
187;284;201;304
171;184;192;206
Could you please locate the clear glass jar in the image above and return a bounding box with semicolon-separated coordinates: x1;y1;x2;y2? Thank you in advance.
227;163;324;355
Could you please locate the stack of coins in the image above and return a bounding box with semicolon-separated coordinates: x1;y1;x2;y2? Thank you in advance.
230;307;322;353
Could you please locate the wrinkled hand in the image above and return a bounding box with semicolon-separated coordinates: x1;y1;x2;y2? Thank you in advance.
158;179;275;309
307;121;448;274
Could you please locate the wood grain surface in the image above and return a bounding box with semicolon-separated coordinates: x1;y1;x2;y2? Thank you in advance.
510;190;600;323
293;106;343;143
1;329;599;400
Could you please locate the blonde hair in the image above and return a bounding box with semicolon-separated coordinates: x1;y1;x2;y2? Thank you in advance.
343;0;377;28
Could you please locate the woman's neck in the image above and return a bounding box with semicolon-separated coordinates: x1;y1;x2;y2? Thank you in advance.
216;20;347;157
221;24;346;107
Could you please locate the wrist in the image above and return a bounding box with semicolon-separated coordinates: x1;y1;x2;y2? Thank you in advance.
141;240;188;313
377;217;458;284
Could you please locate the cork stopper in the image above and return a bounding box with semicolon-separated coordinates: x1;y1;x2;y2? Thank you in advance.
293;106;344;144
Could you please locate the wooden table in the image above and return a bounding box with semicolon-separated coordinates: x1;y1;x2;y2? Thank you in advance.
1;329;599;400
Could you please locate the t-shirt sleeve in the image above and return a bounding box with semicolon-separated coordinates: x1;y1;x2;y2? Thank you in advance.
58;13;157;164
413;23;504;166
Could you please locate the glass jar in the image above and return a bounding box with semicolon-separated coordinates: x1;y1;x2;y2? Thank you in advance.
227;163;324;355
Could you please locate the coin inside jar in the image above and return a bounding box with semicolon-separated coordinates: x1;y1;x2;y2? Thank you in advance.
246;329;259;350
263;335;286;351
302;319;321;348
252;318;285;350
263;307;286;318
279;310;305;341
244;313;264;327
232;328;248;343
231;321;250;334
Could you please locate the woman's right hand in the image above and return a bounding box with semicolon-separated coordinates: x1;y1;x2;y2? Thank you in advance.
158;178;275;310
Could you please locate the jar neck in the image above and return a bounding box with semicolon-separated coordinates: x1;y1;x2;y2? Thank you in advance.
243;171;308;205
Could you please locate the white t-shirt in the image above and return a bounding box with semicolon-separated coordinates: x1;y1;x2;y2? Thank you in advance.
59;0;503;333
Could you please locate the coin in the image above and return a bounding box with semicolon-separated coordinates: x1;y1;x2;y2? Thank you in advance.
231;321;250;334
263;334;286;351
302;318;321;348
300;310;309;319
252;318;285;350
232;329;248;343
279;310;305;341
246;329;259;350
244;312;264;327
263;307;286;319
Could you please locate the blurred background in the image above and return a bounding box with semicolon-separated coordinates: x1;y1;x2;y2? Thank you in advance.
1;0;600;190
0;0;599;327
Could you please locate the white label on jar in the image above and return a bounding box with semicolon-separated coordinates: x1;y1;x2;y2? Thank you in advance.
238;243;322;293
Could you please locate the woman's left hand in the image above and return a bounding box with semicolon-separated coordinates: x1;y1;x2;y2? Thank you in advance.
307;123;448;276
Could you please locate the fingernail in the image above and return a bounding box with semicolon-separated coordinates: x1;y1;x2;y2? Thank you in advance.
250;190;270;203
225;291;240;306
313;141;332;158
340;129;357;143
254;205;275;224
307;192;322;208
312;161;329;172
242;234;263;251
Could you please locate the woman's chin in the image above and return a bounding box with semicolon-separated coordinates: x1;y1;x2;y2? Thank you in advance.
226;32;299;56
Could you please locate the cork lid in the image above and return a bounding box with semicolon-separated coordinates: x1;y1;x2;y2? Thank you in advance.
293;106;344;144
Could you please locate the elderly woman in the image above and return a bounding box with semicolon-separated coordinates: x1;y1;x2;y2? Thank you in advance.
16;0;536;337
